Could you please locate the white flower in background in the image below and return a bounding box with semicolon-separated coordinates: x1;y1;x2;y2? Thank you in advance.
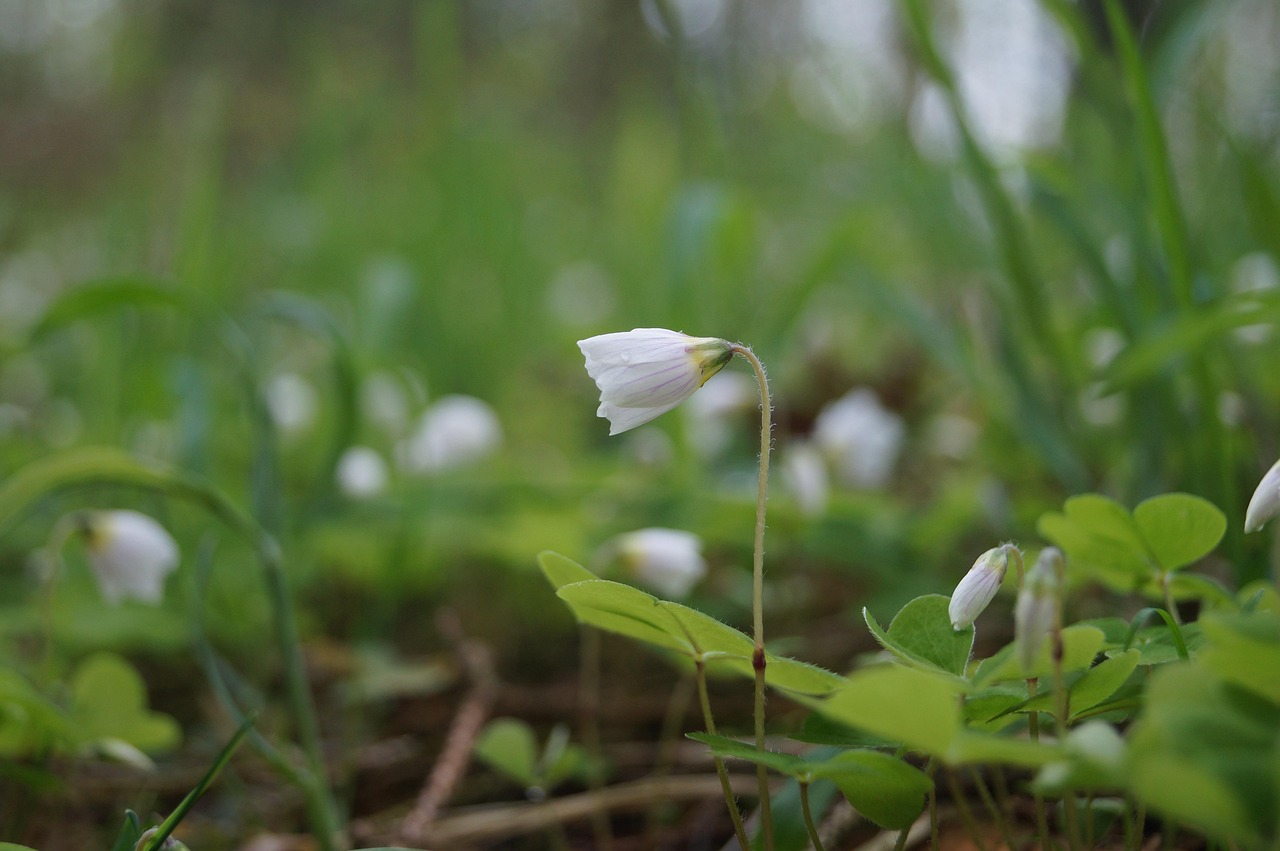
578;328;734;435
337;446;389;497
78;510;180;605
927;413;979;460
399;395;503;474
812;388;904;488
781;441;829;518
683;371;755;456
266;372;318;433
361;370;414;436
1015;547;1064;672
1245;458;1280;533
611;528;708;598
948;544;1014;630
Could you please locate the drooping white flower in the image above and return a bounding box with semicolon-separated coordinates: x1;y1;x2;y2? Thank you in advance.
812;387;904;488
1014;547;1064;672
1245;458;1280;533
948;545;1014;630
336;446;389;497
578;328;734;436
79;510;180;605
399;395;503;474
611;528;708;598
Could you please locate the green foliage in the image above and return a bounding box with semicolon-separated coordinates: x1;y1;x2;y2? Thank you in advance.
68;652;182;760
1038;493;1226;593
473;718;592;796
863;594;974;678
540;552;843;696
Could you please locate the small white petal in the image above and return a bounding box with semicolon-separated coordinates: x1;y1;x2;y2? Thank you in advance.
1245;458;1280;533
337;446;389;497
402;395;503;473
812;388;904;488
948;546;1011;630
83;510;180;605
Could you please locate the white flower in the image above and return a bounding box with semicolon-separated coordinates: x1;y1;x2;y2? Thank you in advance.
1245;458;1280;533
1015;547;1064;672
266;372;318;433
80;510;180;605
399;395;503;473
812;388;904;488
611;528;708;598
948;545;1013;630
781;441;829;518
337;446;389;497
578;328;734;435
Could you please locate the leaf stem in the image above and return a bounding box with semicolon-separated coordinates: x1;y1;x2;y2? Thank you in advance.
731;343;774;851
696;659;751;851
799;782;827;851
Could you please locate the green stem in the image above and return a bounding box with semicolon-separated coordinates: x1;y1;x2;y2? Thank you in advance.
1028;678;1054;850
969;767;1017;851
1053;643;1081;851
696;659;751;851
799;782;827;851
732;343;774;851
579;628;613;851
946;769;990;851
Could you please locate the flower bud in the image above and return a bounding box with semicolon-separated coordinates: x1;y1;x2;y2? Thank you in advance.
1245;458;1280;533
948;545;1014;630
1015;547;1064;673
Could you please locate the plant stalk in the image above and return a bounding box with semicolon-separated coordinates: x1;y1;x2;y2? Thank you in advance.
732;343;774;851
799;782;827;851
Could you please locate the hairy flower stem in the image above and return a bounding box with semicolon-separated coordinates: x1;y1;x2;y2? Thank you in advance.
1027;679;1053;850
696;659;751;851
1054;638;1082;851
731;343;774;851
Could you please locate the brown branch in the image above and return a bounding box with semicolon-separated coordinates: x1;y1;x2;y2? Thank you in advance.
398;610;498;844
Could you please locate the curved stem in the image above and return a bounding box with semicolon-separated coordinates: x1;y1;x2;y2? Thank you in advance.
731;343;774;851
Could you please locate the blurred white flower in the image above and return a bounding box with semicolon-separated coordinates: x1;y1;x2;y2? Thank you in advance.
337;446;389;497
781;441;829;518
361;371;413;436
948;545;1014;630
578;328;734;436
683;371;755;456
1245;458;1280;533
1015;547;1063;672
79;510;179;605
611;528;708;598
812;388;904;488
927;413;979;460
399;395;503;474
266;372;318;433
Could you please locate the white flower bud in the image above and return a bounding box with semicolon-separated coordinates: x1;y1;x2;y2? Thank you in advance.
1015;547;1064;673
1245;458;1280;533
948;545;1013;630
611;528;707;598
577;328;734;435
79;510;180;605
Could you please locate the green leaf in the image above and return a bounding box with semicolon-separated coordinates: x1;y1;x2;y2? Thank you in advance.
555;580;688;654
1198;611;1280;703
814;750;932;829
28;278;188;343
689;735;931;830
69;653;181;755
1132;493;1226;572
474;718;540;788
946;732;1061;768
538;550;597;590
139;716;254;851
866;595;974;678
1068;650;1141;718
974;625;1107;685
108;810;143;851
814;665;962;755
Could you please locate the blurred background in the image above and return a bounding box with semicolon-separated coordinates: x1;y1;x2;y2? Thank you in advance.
2;0;1280;844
